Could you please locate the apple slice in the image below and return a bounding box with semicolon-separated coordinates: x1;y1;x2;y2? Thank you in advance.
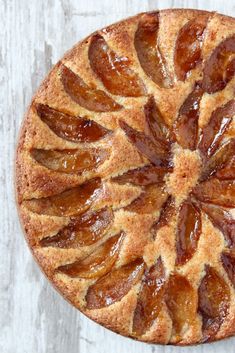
134;12;172;87
89;34;145;97
193;178;235;208
36;104;110;142
56;231;124;278
61;64;122;112
151;196;175;235
216;156;235;180
24;178;102;216
198;100;235;158
31;148;109;174
111;165;170;186
165;273;197;342
174;16;208;81
125;185;167;214
200;202;235;248
202;34;235;93
198;265;230;342
174;83;204;150
221;252;235;288
176;200;201;265
200;139;235;181
144;96;172;146
39;207;113;248
132;257;166;336
216;157;235;180
86;258;145;309
120;120;171;168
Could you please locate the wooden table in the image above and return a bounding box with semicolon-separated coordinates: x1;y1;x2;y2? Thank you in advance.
1;1;235;352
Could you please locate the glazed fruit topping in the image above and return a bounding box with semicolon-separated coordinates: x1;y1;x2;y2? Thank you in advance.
61;64;122;112
151;196;175;234
56;232;124;278
86;258;144;309
193;178;235;208
89;34;145;97
216;156;235;180
198;265;230;342
176;200;202;265
39;207;113;248
174;17;208;81
202;34;235;93
174;83;204;150
221;252;235;287
24;178;102;216
198;100;235;159
125;185;167;214
134;12;172;88
120;120;171;168
165;274;197;341
200;203;235;248
200;139;235;181
132;257;166;335
119;98;173;169
111;164;170;186
144;96;172;146
36;104;110;142
31;148;109;174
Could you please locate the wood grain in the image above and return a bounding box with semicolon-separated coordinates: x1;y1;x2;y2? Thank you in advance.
1;0;235;352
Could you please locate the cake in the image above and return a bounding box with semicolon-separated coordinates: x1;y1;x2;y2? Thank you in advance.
15;9;235;345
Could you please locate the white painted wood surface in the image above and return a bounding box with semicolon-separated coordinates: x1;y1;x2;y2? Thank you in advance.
1;0;235;352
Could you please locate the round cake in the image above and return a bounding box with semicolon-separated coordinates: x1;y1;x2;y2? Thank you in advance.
16;9;235;345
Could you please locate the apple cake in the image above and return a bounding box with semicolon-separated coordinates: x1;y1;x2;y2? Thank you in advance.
15;9;235;345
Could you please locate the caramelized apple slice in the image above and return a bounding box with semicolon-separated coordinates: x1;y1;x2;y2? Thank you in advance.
111;165;170;186
120;120;171;168
216;157;235;180
31;148;109;174
202;34;235;93
125;185;167;214
174;17;208;81
60;65;122;112
89;34;145;97
132;257;166;336
176;201;201;265
86;258;145;309
24;178;102;216
165;274;197;341
193;178;235;208
226;57;235;82
200;203;235;248
36;104;109;142
221;252;235;287
174;83;204;150
144;96;172;145
198;100;235;158
56;232;124;278
198;265;230;342
134;12;171;88
40;208;113;247
200;139;235;181
151;196;175;235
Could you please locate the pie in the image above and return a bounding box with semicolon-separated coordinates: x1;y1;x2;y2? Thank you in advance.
15;9;235;345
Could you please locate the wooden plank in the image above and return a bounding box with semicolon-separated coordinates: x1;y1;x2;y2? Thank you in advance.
1;0;235;352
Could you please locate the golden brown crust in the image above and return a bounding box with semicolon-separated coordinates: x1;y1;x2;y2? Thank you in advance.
15;9;235;345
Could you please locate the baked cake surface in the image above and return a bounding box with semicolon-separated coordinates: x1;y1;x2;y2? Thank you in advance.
15;9;235;345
